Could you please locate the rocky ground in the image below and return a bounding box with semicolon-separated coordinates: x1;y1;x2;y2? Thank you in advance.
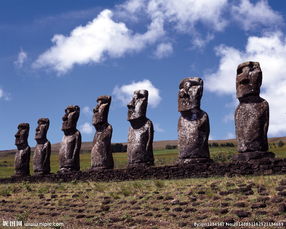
1;175;286;228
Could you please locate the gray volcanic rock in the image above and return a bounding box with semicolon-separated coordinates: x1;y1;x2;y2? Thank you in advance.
33;118;51;175
91;96;114;169
14;123;31;176
59;105;81;172
177;77;211;163
127;90;154;167
233;61;274;161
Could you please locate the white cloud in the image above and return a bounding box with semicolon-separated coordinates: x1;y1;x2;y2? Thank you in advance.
225;132;235;139
191;33;214;49
112;79;161;108
14;49;27;68
143;0;228;32
33;9;164;74
119;0;145;14
0;89;4;99
205;32;286;136
209;134;214;140
223;112;234;123
154;42;173;58
154;123;164;132
80;122;94;134
232;0;283;31
0;88;11;101
33;0;284;74
82;106;93;116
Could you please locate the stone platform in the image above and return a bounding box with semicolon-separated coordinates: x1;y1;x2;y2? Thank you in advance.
1;158;286;184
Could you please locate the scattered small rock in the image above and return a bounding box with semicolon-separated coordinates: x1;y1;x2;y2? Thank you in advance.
101;206;110;211
221;202;229;207
220;209;229;214
278;191;286;197
184;208;197;213
251;203;266;209
275;186;286;191
196;215;207;220
278;203;286;213
144;212;153;216
38;194;44;199
234;202;247;208
102;199;111;204
234;210;250;218
178;222;187;227
256;211;267;215
219;191;230;196
173;207;183;212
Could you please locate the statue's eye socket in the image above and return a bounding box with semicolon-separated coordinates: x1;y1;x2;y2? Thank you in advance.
240;78;250;85
237;67;243;75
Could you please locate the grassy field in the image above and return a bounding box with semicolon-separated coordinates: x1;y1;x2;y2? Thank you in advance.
1;143;286;178
0;175;286;228
0;142;286;228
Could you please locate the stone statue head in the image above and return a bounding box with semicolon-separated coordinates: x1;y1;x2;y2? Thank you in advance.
236;61;262;100
178;77;203;112
127;90;148;121
35;118;49;142
15;123;29;149
62;105;80;134
92;96;111;128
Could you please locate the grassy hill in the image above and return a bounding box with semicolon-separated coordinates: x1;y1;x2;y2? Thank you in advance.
1;136;286;156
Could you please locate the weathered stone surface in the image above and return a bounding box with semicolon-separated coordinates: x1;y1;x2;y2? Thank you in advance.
33;118;51;175
14;123;31;176
177;77;211;163
91;96;114;169
59;105;81;172
127;90;154;166
3;158;286;183
233;61;274;161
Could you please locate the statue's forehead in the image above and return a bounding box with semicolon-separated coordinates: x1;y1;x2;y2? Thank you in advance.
134;90;148;97
18;123;29;129
179;77;202;89
237;61;261;72
97;96;111;103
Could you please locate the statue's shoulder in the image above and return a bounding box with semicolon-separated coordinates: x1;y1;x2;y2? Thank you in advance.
75;130;82;138
145;118;153;127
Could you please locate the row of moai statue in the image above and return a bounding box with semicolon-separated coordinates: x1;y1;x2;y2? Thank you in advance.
13;61;274;176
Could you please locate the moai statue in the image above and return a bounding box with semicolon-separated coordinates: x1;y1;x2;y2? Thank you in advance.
127;90;154;167
91;96;114;169
59;105;81;172
14;123;31;176
33;118;51;175
177;77;211;164
233;61;274;161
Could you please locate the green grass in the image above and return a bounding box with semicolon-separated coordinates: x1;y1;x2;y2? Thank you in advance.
0;145;285;178
1;175;286;228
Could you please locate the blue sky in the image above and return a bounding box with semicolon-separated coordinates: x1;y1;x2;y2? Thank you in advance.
1;0;286;150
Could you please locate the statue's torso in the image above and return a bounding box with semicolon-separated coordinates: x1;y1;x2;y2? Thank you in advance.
15;146;31;175
33;141;51;173
91;124;113;168
235;98;269;152
127;119;154;165
59;130;81;170
178;110;210;159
